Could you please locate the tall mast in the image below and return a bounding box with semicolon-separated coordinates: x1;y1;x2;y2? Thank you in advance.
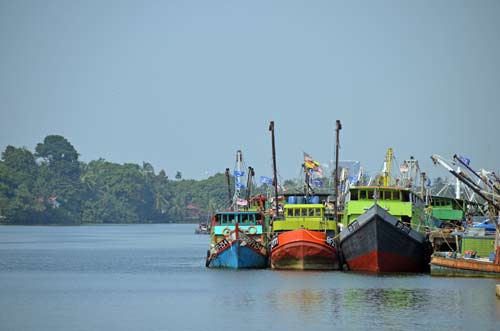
225;168;232;209
334;120;342;223
245;166;255;209
233;150;244;211
269;121;279;217
383;148;393;187
455;167;461;199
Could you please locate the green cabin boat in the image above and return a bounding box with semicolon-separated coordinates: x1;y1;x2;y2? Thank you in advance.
339;149;430;273
270;198;339;270
341;186;426;233
428;196;465;228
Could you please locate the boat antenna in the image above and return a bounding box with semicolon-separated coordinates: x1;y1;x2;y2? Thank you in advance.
334;120;342;224
269;121;279;217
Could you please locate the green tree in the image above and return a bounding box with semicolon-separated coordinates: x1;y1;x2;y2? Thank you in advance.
0;146;42;223
34;135;83;224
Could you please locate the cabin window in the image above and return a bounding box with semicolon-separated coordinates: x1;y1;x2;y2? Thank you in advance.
301;209;307;217
360;190;367;199
384;191;391;200
401;191;410;202
241;214;255;224
222;214;230;224
393;191;400;200
315;208;322;216
287;209;294;217
350;190;358;201
367;190;375;200
308;208;315;216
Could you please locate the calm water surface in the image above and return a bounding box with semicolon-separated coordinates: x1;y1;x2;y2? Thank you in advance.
1;224;499;331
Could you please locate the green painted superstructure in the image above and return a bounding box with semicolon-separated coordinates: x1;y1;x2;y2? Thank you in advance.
429;196;465;222
461;236;495;258
342;186;426;233
273;203;337;232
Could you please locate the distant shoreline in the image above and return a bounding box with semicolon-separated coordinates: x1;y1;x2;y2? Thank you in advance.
0;220;204;226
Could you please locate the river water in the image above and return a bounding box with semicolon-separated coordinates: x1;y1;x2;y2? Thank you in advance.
0;224;499;331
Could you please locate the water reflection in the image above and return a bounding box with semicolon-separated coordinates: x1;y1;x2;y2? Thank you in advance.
263;286;491;331
344;288;428;310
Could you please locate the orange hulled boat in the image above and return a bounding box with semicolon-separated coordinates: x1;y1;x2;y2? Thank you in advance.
270;197;339;270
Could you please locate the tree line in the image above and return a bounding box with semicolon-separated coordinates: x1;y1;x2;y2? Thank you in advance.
0;135;255;225
1;135;454;225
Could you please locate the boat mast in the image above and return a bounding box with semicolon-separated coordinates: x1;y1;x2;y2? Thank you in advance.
245;166;255;210
455;167;461;199
233;150;244;211
334;120;342;223
269;121;279;217
225;168;232;209
383;148;393;187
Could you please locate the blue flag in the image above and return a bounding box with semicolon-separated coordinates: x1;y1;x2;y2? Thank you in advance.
458;155;471;166
259;176;273;185
235;182;246;189
234;170;245;177
313;179;324;187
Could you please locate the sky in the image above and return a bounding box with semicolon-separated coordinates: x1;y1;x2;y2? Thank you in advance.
1;0;499;181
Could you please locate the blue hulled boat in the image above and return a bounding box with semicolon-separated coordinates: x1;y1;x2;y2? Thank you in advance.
206;211;268;269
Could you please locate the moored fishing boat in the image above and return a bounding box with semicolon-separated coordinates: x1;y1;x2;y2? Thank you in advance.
206;211;268;268
429;154;500;278
270;151;339;270
339;149;430;273
430;252;500;278
430;235;500;278
271;199;339;270
194;222;211;234
340;204;427;272
205;150;268;269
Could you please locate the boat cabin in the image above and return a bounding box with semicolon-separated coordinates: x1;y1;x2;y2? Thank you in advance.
213;211;262;226
273;202;337;233
343;186;426;232
429;196;465;222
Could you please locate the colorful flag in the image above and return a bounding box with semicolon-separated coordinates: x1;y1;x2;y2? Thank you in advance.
234;170;245;177
236;198;248;206
313;179;324;187
304;152;322;174
458;155;471;166
259;176;273;185
235;182;246;189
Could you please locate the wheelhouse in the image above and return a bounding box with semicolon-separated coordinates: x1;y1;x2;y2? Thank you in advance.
213;211;262;226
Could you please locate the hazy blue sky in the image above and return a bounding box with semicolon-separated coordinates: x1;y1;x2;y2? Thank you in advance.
1;1;499;181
